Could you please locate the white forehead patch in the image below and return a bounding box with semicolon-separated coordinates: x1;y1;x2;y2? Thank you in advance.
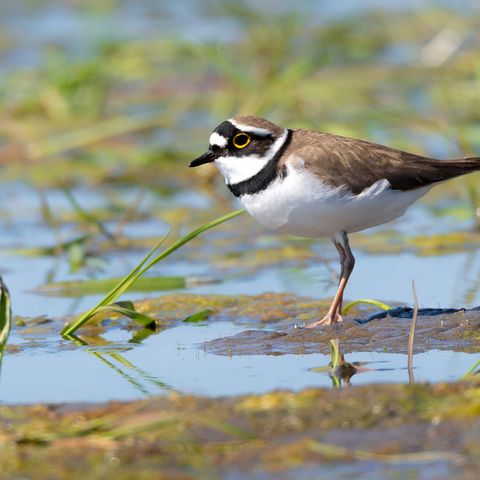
209;132;227;148
228;118;271;136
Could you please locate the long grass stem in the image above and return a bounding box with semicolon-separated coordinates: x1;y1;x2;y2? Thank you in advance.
407;280;419;383
61;209;244;336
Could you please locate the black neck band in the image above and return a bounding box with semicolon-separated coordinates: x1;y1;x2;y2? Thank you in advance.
227;129;293;197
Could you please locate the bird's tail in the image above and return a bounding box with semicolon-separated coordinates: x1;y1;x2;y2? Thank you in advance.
422;156;480;185
443;157;480;221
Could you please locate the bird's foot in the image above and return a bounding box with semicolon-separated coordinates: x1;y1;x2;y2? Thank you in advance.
305;311;343;328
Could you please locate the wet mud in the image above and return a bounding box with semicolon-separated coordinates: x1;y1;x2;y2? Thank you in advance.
8;293;479;358
195;295;480;356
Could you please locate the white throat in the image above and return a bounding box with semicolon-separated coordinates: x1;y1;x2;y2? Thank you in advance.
214;129;288;185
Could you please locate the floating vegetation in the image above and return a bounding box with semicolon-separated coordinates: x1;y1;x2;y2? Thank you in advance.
35;275;217;297
1;383;479;477
0;278;12;362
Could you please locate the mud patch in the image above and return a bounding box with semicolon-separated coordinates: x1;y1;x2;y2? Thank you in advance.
10;293;479;357
204;307;480;356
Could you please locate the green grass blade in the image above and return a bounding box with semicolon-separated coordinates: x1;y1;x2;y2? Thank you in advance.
61;230;171;336
61;209;244;336
62;187;115;240
11;235;89;256
341;298;391;315
182;308;212;323
36;275;189;297
330;374;341;389
97;303;157;327
329;339;340;369
135;209;245;278
0;277;12;361
407;280;419;382
462;358;480;379
37;275;218;297
28;114;168;159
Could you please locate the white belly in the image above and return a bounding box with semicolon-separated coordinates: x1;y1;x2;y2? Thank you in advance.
240;167;430;238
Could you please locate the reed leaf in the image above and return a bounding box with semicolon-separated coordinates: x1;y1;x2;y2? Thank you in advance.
12;235;89;256
407;280;419;383
342;299;391;315
97;301;157;327
182;308;212;323
61;230;171;335
62;187;114;240
462;358;480;379
61;209;244;335
329;339;340;369
0;277;12;360
27;114;168;159
37;276;192;297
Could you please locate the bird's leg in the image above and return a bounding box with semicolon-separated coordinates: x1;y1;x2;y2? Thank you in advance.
334;239;347;315
307;232;355;327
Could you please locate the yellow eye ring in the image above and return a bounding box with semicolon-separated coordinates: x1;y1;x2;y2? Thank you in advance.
233;132;251;149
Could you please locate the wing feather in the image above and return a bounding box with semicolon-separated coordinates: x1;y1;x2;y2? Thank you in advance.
287;131;480;195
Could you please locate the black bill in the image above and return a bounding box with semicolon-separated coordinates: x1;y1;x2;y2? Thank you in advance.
189;151;217;168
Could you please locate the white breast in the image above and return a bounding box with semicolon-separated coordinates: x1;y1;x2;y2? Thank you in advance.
240;166;430;238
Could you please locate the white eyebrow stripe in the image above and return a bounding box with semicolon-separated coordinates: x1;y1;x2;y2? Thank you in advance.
209;132;227;148
228;118;271;136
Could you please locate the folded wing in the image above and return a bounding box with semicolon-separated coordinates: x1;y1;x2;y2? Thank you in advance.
292;132;480;195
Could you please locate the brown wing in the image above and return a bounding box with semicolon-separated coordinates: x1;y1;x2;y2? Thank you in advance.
288;131;480;195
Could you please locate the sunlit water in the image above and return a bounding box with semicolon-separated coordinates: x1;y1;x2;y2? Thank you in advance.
1;0;480;404
0;182;479;404
2;322;477;404
1;182;479;320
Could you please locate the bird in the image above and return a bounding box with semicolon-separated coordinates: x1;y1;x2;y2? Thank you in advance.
189;115;480;327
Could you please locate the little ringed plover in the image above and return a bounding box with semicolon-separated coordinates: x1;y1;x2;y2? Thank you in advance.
190;115;480;327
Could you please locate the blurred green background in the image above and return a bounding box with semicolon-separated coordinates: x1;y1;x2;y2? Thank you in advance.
1;0;479;193
0;0;480;313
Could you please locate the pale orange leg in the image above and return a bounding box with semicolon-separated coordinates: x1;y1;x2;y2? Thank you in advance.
307;231;355;327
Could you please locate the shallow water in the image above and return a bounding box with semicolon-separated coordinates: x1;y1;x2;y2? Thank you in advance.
0;180;479;403
2;320;477;404
1;182;480;320
1;0;480;410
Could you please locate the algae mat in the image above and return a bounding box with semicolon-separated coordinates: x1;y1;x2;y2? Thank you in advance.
1;383;479;479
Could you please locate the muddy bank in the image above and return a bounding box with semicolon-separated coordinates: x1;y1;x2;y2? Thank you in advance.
5;293;343;350
9;293;479;358
1;383;479;479
140;293;480;356
197;297;480;357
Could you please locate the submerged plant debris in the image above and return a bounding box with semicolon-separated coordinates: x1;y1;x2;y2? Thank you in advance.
1;383;479;478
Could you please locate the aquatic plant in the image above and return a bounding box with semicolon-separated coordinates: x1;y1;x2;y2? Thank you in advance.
0;278;12;369
61;209;244;335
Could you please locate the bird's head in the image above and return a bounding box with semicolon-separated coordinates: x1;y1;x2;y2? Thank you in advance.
189;115;287;185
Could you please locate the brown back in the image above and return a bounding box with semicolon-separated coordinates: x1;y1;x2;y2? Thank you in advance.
286;130;480;194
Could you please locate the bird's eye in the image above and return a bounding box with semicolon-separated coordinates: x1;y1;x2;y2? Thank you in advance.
232;133;251;149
